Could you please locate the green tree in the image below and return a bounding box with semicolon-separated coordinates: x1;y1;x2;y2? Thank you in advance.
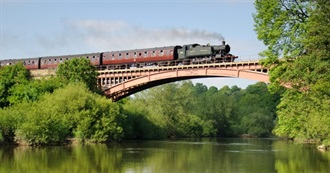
253;0;312;64
123;81;207;138
254;0;330;142
233;82;279;137
7;77;63;105
193;83;207;95
148;81;198;137
56;58;99;92
0;63;30;108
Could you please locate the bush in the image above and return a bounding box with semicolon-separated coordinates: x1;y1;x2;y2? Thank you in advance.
13;83;125;145
15;106;70;145
0;106;26;144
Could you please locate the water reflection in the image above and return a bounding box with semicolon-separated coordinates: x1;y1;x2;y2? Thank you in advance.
272;140;330;173
0;138;329;173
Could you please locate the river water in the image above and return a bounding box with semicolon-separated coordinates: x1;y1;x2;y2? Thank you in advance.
1;138;329;173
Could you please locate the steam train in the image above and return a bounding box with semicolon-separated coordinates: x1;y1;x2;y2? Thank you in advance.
0;41;237;70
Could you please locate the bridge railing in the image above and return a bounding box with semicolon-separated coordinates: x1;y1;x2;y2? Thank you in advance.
97;60;263;74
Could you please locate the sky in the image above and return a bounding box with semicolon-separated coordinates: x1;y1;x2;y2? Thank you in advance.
1;0;266;89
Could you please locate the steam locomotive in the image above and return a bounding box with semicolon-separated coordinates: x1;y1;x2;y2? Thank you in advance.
0;41;237;70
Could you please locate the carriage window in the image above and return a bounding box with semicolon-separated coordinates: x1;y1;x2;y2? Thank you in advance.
152;51;156;57
32;61;34;64
160;50;164;56
133;52;137;58
119;54;122;59
92;56;95;61
126;53;130;59
60;58;63;63
112;54;115;60
139;53;142;57
144;51;148;57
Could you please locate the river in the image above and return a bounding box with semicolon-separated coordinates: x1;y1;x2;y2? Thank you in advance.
0;138;329;173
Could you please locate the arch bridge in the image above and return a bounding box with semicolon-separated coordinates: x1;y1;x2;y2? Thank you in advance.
98;60;270;101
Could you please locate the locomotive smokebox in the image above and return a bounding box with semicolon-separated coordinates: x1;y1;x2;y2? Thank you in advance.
225;44;231;54
222;40;230;54
213;41;230;54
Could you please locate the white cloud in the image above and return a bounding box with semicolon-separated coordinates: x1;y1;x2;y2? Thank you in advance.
67;20;225;52
0;19;226;58
2;19;263;60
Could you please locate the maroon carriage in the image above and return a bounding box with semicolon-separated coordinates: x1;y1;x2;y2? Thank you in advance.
0;58;40;70
102;46;181;68
40;53;101;69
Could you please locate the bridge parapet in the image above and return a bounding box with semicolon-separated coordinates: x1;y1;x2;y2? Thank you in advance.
30;68;57;79
98;60;265;74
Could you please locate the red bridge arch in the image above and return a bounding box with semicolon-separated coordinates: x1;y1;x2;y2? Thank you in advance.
99;60;269;101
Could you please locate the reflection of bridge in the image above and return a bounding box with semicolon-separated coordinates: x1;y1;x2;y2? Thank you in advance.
98;60;269;101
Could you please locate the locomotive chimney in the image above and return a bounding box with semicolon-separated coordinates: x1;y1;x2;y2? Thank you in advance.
222;41;226;45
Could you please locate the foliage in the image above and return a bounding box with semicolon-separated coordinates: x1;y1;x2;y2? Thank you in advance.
0;78;280;144
254;0;330;143
56;58;99;92
253;0;312;64
73;95;124;143
0;63;31;108
123;109;166;140
0;83;124;145
0;62;64;107
241;111;274;137
14;102;70;145
0;58;124;145
123;81;202;139
123;81;279;139
234;82;278;137
7;77;63;105
0;106;24;143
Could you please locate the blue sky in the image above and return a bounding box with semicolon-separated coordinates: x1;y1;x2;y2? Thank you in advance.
1;0;266;89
